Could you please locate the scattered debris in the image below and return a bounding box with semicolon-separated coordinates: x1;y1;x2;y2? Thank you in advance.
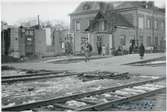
78;71;131;81
2;102;16;108
65;100;87;108
1;66;15;70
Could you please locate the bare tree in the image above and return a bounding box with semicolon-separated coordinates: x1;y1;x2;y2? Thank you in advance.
15;17;37;27
14;17;69;31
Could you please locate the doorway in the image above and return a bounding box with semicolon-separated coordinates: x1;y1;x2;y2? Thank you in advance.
96;36;102;55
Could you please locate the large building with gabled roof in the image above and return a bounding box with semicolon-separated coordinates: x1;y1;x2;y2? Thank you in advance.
70;1;165;55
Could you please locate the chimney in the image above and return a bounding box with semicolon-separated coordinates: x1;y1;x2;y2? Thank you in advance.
147;1;154;8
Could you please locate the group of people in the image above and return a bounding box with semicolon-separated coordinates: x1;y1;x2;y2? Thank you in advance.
129;43;145;59
82;42;145;62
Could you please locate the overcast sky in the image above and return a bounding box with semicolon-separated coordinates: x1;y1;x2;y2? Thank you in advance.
1;0;165;26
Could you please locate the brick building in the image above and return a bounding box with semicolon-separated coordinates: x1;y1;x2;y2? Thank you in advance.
70;1;165;55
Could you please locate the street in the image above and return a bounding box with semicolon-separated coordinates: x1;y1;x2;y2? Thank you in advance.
3;53;166;76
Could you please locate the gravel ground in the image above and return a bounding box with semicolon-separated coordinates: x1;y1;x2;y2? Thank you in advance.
2;53;166;110
2;73;159;108
110;92;166;111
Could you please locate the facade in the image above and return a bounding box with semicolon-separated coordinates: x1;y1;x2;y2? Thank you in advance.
45;28;67;56
70;1;165;55
1;26;68;58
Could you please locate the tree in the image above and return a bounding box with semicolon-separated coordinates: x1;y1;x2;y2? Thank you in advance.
15;17;37;27
15;17;69;31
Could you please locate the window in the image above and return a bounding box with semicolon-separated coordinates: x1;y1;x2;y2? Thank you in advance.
104;21;107;30
154;20;158;29
29;31;33;36
161;22;164;29
25;30;34;36
81;37;88;50
76;21;80;31
139;36;143;44
101;21;105;31
88;20;92;26
138;17;144;29
155;37;158;46
146;18;151;29
147;36;151;46
83;4;90;10
120;35;126;46
27;37;32;41
62;42;65;48
25;31;29;35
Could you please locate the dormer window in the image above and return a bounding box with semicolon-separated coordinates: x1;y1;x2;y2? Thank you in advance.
83;4;90;10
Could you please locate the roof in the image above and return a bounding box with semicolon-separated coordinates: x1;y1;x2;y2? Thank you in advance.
70;1;115;15
86;11;134;32
115;1;165;13
70;1;165;16
104;11;134;27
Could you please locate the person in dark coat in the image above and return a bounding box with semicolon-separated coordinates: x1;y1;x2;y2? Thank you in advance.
129;45;133;54
139;43;145;59
83;42;92;62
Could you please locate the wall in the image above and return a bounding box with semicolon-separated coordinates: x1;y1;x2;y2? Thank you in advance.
137;8;165;49
113;27;135;50
19;28;26;56
70;13;97;32
52;30;66;55
34;29;47;57
9;28;20;58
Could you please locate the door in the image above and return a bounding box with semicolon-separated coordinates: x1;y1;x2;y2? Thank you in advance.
96;35;102;55
25;29;34;56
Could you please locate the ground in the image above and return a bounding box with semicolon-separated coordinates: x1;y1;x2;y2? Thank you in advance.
3;53;166;76
2;53;166;111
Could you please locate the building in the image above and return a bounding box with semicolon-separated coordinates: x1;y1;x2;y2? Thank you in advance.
70;1;165;55
1;25;68;58
45;28;67;56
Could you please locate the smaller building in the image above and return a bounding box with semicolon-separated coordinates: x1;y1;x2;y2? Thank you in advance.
44;28;68;56
1;25;69;58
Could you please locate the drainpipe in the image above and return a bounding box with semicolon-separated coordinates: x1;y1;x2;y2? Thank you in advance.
136;7;138;47
152;7;155;48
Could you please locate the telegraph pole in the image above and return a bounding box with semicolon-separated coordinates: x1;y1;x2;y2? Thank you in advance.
37;15;40;29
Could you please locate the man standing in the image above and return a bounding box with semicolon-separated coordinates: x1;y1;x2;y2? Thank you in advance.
84;42;92;62
96;41;102;55
139;43;145;59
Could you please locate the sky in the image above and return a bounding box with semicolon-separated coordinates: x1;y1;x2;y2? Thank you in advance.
1;0;166;26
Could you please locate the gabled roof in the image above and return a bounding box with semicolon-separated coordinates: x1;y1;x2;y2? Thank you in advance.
115;1;165;13
70;1;115;15
105;11;134;27
85;11;134;32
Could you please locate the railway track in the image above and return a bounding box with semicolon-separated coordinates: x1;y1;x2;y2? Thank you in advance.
2;70;79;83
2;77;165;111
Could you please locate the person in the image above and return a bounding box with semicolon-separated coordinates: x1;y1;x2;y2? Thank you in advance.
117;46;122;55
139;43;145;59
129;45;133;54
83;42;92;62
102;44;106;56
96;41;102;55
